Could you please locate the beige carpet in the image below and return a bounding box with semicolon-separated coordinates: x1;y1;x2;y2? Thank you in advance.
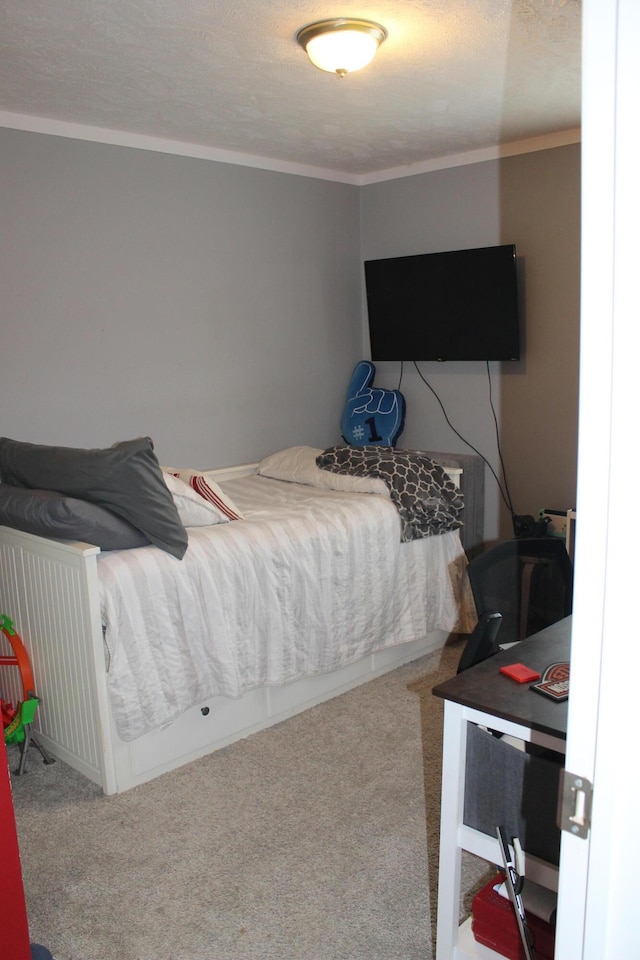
9;637;490;960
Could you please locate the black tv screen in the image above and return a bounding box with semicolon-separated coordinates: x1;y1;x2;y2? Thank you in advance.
364;243;520;362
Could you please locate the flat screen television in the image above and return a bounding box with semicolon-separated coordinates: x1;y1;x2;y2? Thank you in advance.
364;243;520;362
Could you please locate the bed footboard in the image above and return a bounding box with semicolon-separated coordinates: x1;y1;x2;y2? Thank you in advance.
0;526;117;793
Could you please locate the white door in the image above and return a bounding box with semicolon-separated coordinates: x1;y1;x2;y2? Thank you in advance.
554;0;640;956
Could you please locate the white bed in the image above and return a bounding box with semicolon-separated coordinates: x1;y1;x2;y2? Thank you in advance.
0;455;473;795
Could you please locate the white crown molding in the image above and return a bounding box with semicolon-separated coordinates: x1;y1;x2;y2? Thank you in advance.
355;128;582;185
0;112;359;184
0;111;580;185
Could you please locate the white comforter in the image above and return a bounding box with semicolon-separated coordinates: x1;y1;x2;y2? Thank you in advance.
98;474;472;741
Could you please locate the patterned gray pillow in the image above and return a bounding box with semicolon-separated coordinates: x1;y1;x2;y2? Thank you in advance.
0;437;187;558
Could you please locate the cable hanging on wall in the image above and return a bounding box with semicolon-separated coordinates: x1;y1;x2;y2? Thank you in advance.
412;360;517;525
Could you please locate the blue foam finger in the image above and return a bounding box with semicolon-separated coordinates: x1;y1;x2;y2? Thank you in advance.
340;361;406;447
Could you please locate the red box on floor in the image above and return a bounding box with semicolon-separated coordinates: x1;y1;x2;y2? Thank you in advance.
471;874;555;960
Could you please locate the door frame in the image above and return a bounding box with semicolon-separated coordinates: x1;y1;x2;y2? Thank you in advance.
555;1;640;956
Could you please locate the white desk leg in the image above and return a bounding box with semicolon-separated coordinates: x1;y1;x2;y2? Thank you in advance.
436;700;468;960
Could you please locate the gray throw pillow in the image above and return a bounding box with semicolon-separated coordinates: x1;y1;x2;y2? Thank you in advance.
0;485;151;551
0;437;188;559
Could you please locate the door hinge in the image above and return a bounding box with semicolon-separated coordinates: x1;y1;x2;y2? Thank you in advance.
558;769;593;839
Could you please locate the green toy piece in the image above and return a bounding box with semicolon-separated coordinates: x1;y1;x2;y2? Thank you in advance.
4;697;40;745
1;611;55;772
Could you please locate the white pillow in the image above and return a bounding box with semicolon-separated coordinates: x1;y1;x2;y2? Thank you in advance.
163;468;244;521
162;472;231;527
257;446;389;496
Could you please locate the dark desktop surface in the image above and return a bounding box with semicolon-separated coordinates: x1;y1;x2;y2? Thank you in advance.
433;616;571;740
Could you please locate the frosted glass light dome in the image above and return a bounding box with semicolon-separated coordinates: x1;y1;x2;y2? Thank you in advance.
297;19;387;77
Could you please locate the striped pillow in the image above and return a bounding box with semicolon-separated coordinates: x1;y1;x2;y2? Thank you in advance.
162;467;244;522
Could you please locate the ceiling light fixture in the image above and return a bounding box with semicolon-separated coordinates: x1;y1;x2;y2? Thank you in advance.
296;18;387;77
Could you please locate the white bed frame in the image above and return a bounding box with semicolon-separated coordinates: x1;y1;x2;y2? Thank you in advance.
0;461;462;795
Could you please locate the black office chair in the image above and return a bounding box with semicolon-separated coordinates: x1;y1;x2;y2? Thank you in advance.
467;537;573;649
457;611;503;673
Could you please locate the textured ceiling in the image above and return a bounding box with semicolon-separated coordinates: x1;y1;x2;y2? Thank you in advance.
0;0;581;179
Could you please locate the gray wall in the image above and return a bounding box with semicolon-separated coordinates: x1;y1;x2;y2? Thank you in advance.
1;128;579;544
360;144;580;541
0;128;361;469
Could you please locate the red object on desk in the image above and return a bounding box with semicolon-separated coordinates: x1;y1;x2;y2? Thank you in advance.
0;738;32;960
500;663;541;684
